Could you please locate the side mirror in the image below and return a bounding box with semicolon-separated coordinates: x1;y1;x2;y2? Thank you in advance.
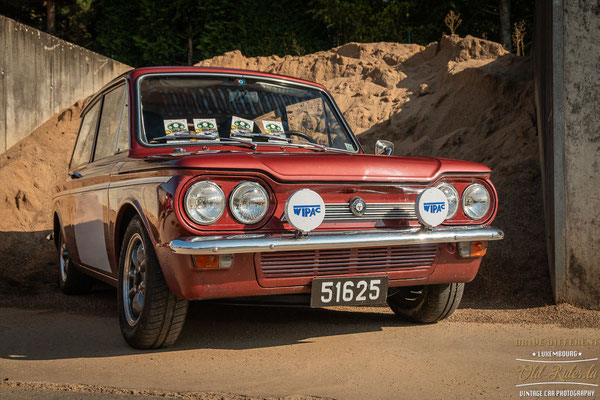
375;140;394;156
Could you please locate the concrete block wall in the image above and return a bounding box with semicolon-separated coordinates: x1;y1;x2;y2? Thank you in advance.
558;1;600;308
0;15;130;152
537;0;600;309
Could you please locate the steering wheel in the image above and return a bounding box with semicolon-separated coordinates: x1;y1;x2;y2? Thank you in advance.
286;130;317;144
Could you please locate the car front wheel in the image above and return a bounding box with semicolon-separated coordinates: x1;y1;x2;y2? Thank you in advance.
387;283;464;323
118;216;188;349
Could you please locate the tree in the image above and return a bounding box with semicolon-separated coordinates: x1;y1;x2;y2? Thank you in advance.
499;0;511;50
46;0;56;34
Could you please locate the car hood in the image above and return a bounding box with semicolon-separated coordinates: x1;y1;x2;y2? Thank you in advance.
144;150;491;183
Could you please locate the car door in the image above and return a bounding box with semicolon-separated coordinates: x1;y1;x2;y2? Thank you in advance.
70;82;129;278
60;97;101;268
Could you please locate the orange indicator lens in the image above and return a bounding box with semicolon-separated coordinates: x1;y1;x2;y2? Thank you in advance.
192;255;220;269
470;241;487;257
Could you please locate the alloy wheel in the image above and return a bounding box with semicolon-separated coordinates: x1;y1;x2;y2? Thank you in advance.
122;233;147;326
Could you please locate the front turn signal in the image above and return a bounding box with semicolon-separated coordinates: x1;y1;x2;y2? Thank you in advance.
457;241;487;258
192;254;233;269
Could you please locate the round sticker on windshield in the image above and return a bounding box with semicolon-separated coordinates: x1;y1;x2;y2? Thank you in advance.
197;121;214;130
163;119;188;135
265;123;281;132
284;189;325;234
234;120;251;130
415;187;449;227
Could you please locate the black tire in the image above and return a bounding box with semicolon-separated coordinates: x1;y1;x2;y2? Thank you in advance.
118;216;188;349
57;230;93;295
387;283;464;324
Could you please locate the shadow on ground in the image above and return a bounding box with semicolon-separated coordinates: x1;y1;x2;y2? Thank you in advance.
0;298;409;361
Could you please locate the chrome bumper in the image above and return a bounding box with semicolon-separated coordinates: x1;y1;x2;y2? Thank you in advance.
168;226;504;255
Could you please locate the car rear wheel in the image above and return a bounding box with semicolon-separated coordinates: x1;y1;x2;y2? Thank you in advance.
118;216;188;349
57;230;93;294
387;283;464;323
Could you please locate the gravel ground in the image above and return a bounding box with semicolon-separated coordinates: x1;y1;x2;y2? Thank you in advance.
0;381;329;400
1;278;598;329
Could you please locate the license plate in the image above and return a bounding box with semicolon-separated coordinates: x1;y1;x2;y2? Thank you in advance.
310;276;389;307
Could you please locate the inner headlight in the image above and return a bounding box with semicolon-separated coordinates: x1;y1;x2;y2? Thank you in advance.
462;184;491;220
184;181;225;225
435;182;459;219
229;181;269;224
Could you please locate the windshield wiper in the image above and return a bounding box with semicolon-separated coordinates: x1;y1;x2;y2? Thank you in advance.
150;135;256;150
150;134;202;142
150;133;330;152
218;137;257;150
256;134;327;152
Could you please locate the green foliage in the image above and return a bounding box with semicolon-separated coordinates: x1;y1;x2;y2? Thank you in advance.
0;0;534;67
90;0;330;66
309;0;533;46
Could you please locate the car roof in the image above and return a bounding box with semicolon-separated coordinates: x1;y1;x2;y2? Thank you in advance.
82;66;328;115
130;66;326;90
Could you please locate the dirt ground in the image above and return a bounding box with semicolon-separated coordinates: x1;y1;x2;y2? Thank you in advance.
0;303;598;400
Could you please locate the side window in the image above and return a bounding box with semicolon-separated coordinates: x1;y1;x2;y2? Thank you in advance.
323;100;354;150
94;85;126;161
70;101;101;169
116;87;129;152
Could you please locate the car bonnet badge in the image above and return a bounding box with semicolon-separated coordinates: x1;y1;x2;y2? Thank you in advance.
349;197;367;217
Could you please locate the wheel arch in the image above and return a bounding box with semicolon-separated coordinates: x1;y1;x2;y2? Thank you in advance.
113;201;154;263
53;211;62;249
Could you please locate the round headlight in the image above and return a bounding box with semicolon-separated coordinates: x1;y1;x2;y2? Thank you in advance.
184;181;225;225
435;183;459;219
462;184;491;220
229;181;269;224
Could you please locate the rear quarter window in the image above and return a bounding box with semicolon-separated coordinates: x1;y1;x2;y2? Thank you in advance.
94;84;127;161
70;101;101;169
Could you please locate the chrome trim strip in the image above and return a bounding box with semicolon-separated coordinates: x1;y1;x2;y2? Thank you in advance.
109;176;171;188
56;182;110;196
324;203;416;220
169;226;504;255
55;176;171;198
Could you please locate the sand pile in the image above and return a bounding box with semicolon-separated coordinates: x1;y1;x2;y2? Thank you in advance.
0;101;84;231
197;35;534;169
0;35;549;307
0;100;85;295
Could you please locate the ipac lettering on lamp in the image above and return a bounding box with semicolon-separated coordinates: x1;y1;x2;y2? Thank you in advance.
424;202;446;213
293;205;322;217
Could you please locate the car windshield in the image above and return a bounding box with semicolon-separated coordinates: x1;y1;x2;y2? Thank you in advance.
138;75;358;152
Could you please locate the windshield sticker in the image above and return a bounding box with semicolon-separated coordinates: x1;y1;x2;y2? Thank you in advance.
261;120;285;138
231;116;255;139
193;118;219;139
345;143;355;151
163;119;189;135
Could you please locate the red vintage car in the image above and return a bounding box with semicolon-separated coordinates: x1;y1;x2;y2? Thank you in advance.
52;66;503;349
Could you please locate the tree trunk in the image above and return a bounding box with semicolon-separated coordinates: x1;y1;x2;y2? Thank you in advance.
187;22;193;66
47;0;56;35
499;0;511;51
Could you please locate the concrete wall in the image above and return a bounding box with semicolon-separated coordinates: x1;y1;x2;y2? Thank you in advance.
0;15;130;152
537;0;600;309
559;1;600;308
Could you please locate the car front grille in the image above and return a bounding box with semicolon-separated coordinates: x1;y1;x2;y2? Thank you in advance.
324;203;416;221
256;244;438;287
